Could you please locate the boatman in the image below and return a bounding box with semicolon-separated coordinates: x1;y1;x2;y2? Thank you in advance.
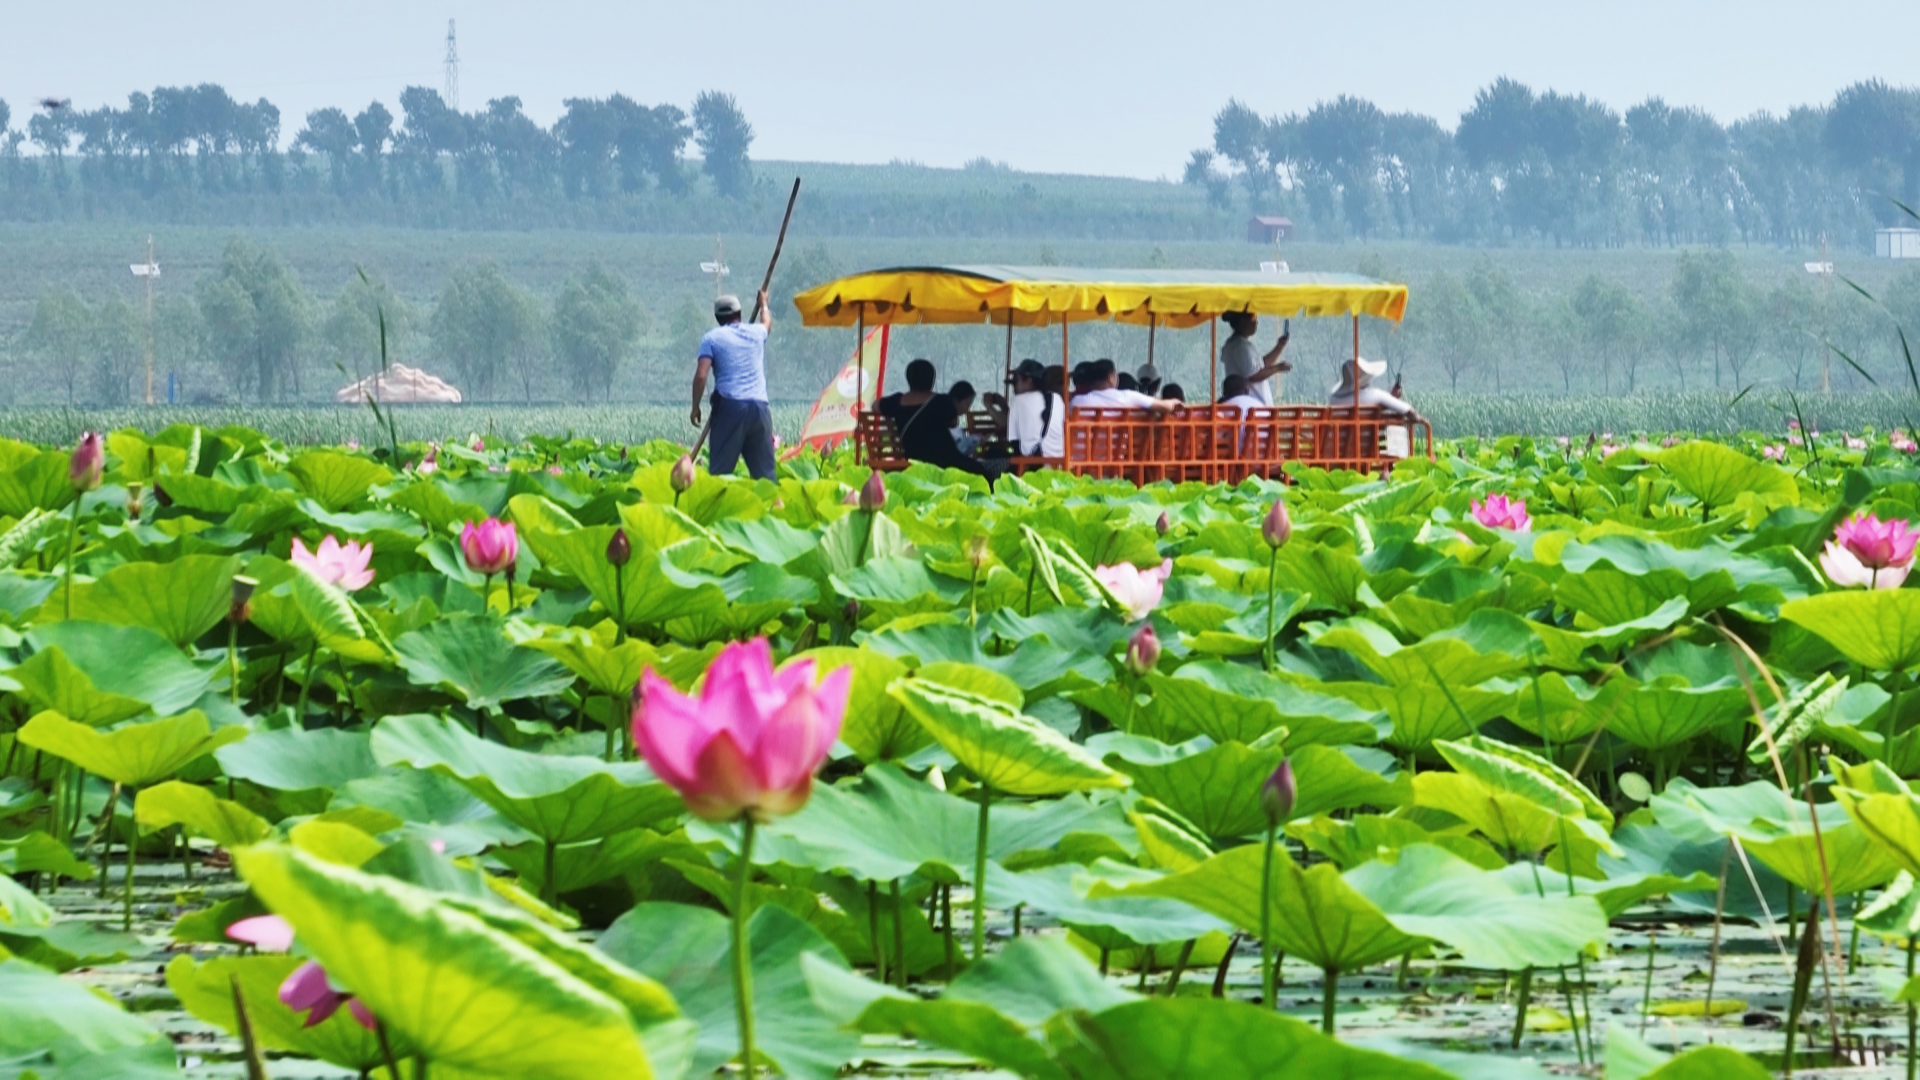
690;289;776;480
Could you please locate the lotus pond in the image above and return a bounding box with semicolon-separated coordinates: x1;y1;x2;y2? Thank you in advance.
10;425;1920;1079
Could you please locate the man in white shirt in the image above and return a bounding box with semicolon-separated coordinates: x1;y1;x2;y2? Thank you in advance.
1072;359;1180;414
1219;311;1291;406
1217;374;1264;411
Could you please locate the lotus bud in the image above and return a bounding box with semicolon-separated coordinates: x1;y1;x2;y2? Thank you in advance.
1261;758;1296;826
843;598;861;625
967;534;990;571
1261;500;1292;549
126;481;143;520
1125;623;1160;675
670;454;697;493
859;471;888;512
230;575;258;625
1156;511;1171;537
619;445;629;461
154;481;173;508
607;527;632;568
841;489;859;506
927;765;947;792
70;431;104;492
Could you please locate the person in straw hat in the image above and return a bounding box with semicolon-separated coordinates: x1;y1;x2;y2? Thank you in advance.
1328;356;1416;416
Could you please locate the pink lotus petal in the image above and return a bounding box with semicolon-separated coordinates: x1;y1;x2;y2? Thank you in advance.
227;915;295;952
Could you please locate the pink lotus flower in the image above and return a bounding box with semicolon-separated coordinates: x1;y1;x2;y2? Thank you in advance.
472;436;486;452
1897;432;1919;454
1095;558;1173;622
417;446;440;474
1763;444;1788;461
460;518;518;575
1847;436;1868;450
227;915;376;1031
345;440;361;450
671;455;697;493
291;536;375;591
1836;512;1918;570
1599;443;1624;458
1789;420;1802;430
549;464;564;476
1471;493;1532;532
70;432;104;492
632;638;850;823
1789;434;1805;447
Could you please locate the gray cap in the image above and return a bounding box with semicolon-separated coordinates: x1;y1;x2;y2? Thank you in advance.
714;294;742;318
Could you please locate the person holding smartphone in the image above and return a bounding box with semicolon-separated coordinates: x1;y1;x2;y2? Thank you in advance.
1220;312;1291;405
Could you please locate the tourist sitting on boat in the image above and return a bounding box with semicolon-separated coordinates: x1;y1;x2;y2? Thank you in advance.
1136;363;1163;396
1218;374;1264;410
1007;359;1065;458
947;380;984;454
1328;357;1414;415
1161;383;1186;403
1073;359;1181;415
876;359;995;478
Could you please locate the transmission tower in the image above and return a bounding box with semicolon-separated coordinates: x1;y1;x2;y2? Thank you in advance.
444;20;460;111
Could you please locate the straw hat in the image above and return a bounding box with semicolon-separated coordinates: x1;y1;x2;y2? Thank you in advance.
1330;357;1388;395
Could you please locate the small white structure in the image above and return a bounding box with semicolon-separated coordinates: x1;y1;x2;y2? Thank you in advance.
335;363;463;404
1877;228;1920;259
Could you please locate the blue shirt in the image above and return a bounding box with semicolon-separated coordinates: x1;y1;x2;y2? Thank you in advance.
699;323;769;403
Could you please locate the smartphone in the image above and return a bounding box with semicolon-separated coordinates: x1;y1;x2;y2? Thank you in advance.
1282;318;1291;337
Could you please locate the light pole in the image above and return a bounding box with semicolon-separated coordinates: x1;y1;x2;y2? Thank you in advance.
129;236;159;405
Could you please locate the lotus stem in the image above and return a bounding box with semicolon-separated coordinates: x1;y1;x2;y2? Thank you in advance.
294;638;319;726
542;838;557;906
1013;903;1023;936
1025;563;1037;617
941;885;956;980
612;567;628;645
1510;967;1532;1048
376;1022;403;1080
973;783;992;961
891;878;908;989
96;783;119;898
856;508;875;567
1707;841;1730;1015
505;563;516;611
1907;935;1916;1080
1890;668;1905;769
1164;938;1197;997
1321;965;1339;1034
123;793;138;932
1640;929;1657;1036
228;621;241;705
1561;964;1586;1065
180;825;193;883
230;975;271;1080
732;818;759;1078
1260;822;1278;1008
1211;934;1238;997
62;497;81;619
1263;546;1279;672
867;880;885;982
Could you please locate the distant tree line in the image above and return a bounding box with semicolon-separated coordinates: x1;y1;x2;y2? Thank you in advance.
0;85;757;210
1187;78;1920;248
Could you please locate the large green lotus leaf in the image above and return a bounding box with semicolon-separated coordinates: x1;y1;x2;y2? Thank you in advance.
287;450;393;512
0;957;166;1063
11;622;217;723
1178;592;1309;657
1605;676;1749;751
496;828;698;897
371;713;681;843
289;561;373;658
989;860;1228;948
1046;997;1458;1080
1782;590;1920;672
18;710;246;788
1270;540;1369;613
727;762;1129;886
0;515;66;582
1144;662;1385;748
330;769;532;853
1412;773;1615;860
1288;814;1506;871
1437;736;1612;825
1321;679;1511;751
1343;844;1607;970
1652;778;1898;894
802;646;919;762
1490;861;1717;919
135;781;273;848
865;616;1108;698
165;953;401;1071
1647;441;1797;511
393;612;576;709
511;495;729;628
235;843;678;1080
1607;823;1791;920
385;476;490;532
1105;843;1418;971
214;726;377;794
599;902;857;1080
0;832;97;879
662;552;820;641
632;462;764;525
1097;735;1283;842
800;936;1129;1080
889;678;1128;797
830;556;969;621
0;917;141;973
1554;566;1704;626
54;554;241;648
1857;869;1920;945
1829;759;1920;880
1645;1047;1774;1080
0;450;79;518
525;623;662;696
1311;609;1534;687
1504;671;1610;744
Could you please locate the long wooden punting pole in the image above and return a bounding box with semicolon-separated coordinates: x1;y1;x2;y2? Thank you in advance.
692;177;802;459
1209;317;1218;403
853;301;866;466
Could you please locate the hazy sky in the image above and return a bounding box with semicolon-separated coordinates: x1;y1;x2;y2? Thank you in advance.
5;0;1916;179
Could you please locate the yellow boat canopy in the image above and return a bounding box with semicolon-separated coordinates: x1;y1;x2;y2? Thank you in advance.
791;265;1408;329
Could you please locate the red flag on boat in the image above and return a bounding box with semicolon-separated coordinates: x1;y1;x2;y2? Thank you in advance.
784;325;889;459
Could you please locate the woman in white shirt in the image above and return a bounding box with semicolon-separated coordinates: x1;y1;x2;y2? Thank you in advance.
1006;359;1066;458
1220;312;1292;405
